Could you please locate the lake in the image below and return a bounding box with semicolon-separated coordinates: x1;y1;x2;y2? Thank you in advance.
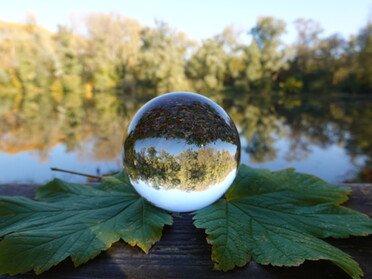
0;91;371;184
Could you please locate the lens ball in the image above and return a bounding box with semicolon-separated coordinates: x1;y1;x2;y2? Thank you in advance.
123;92;240;212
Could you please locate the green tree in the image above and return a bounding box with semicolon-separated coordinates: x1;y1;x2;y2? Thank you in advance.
4;15;56;94
53;25;83;94
136;21;192;94
249;16;288;90
186;38;228;92
356;20;372;92
83;13;142;92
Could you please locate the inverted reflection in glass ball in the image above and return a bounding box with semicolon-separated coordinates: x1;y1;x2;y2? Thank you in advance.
123;92;240;212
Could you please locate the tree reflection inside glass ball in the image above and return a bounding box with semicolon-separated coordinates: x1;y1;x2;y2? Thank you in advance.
123;92;240;212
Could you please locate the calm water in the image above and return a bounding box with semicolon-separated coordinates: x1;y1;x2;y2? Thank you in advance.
0;92;371;184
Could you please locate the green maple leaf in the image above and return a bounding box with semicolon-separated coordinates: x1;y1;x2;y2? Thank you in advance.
193;165;372;279
0;172;172;275
1;165;371;278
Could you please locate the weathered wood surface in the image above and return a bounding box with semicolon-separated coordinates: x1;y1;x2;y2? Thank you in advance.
0;184;371;279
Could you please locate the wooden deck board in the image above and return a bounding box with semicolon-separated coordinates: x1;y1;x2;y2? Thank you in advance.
0;184;371;279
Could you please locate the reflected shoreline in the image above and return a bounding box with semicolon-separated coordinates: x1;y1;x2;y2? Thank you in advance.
126;145;238;192
122;92;241;211
0;92;371;183
132;169;237;212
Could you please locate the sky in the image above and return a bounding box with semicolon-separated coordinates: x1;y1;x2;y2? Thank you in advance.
0;0;371;43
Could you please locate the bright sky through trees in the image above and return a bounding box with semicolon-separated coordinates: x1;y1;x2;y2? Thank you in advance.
0;0;371;43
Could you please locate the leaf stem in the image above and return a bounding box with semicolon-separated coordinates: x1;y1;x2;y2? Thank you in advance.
50;167;102;180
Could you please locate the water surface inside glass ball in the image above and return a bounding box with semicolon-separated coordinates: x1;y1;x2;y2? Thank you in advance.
123;92;240;212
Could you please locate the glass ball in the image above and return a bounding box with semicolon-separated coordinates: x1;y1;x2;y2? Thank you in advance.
123;92;240;212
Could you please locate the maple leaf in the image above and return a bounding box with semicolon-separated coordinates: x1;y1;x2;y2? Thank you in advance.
1;165;371;278
193;165;372;279
0;173;172;275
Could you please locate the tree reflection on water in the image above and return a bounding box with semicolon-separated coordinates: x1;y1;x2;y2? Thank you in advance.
123;92;240;191
127;146;237;192
0;15;371;182
0;90;371;183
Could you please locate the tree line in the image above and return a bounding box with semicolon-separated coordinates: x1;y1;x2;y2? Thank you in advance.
126;146;237;192
0;83;370;182
0;13;371;97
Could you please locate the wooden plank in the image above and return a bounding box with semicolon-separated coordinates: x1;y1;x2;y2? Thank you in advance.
0;184;371;279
